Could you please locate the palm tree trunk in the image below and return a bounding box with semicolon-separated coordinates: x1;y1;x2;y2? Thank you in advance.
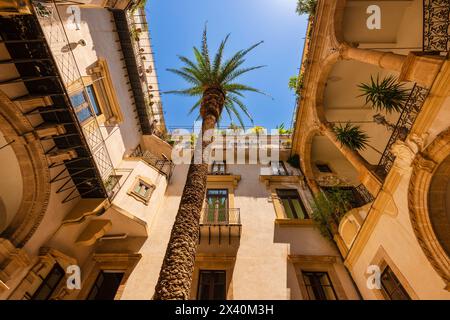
153;88;224;300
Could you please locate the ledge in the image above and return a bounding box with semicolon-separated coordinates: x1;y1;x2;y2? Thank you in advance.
275;219;315;227
207;174;241;187
260;175;302;187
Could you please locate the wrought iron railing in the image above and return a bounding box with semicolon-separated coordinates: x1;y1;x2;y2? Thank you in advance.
355;184;375;206
423;0;450;53
33;1;121;200
322;185;373;211
200;208;241;225
375;84;429;180
130;146;174;178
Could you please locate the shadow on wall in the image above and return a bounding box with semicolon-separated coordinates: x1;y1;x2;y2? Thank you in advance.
0;197;7;234
273;224;340;300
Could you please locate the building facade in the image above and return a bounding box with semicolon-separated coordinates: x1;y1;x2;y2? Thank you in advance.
0;0;171;300
290;0;450;299
0;0;449;301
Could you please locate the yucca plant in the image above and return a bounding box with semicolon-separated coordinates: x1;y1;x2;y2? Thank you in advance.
358;75;410;113
153;27;264;300
332;123;369;152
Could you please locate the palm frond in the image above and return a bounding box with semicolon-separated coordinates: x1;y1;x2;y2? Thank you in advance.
332;123;369;152
358;74;410;113
166;27;265;126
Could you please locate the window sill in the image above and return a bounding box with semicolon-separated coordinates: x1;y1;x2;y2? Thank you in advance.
275;218;315;227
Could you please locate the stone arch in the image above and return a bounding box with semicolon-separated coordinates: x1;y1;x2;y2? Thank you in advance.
300;127;320;184
408;127;450;285
0;90;51;247
313;52;340;123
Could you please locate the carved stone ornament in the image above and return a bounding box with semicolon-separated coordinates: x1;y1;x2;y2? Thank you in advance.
391;133;428;175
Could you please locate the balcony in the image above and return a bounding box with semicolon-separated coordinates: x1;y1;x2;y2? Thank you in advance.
198;208;241;255
322;184;374;212
374;84;429;180
129;145;174;178
423;0;450;54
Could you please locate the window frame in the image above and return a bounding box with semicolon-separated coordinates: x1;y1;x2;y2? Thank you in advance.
316;163;333;173
276;189;309;219
197;269;227;300
86;271;125;300
31;263;65;300
205;189;229;223
127;176;155;205
211;160;227;175
380;266;411;300
301;271;338;300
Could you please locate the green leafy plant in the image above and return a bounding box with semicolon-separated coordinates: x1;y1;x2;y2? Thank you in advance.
288;74;304;95
287;154;301;169
311;188;354;240
358;75;410;113
251;126;266;135
276;123;292;135
296;0;317;16
332;123;369;152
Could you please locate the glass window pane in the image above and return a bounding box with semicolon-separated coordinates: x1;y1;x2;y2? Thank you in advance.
70;92;86;107
87;272;124;300
281;199;294;219
76;106;92;122
86;85;102;116
291;199;305;219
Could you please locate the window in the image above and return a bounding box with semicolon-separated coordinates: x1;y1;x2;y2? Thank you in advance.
211;161;226;175
31;264;65;300
86;85;102;116
277;189;309;219
87;271;124;300
70;85;102;123
205;189;228;223
86;58;124;124
316;163;333;173
380;266;411;300
271;161;288;175
128;177;155;204
302;271;337;300
197;270;226;300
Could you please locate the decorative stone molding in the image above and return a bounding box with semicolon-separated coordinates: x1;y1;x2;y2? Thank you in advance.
408;127;450;287
391;133;428;176
0;90;51;247
288;254;348;300
76;253;142;300
0;238;32;295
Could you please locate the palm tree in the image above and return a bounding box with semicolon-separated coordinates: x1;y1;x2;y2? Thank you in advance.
153;27;264;300
358;75;410;113
332;123;369;152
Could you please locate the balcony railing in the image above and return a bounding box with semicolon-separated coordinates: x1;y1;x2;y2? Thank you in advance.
423;0;450;53
375;84;429;180
130;146;174;178
322;185;374;211
200;208;241;225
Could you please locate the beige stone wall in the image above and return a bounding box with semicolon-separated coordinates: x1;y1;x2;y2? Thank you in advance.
120;162;359;300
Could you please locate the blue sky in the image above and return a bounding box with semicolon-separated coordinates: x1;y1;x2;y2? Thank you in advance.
145;0;308;130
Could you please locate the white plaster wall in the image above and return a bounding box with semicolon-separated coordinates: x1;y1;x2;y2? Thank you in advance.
58;7;143;167
121;163;359;300
120;164;190;299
